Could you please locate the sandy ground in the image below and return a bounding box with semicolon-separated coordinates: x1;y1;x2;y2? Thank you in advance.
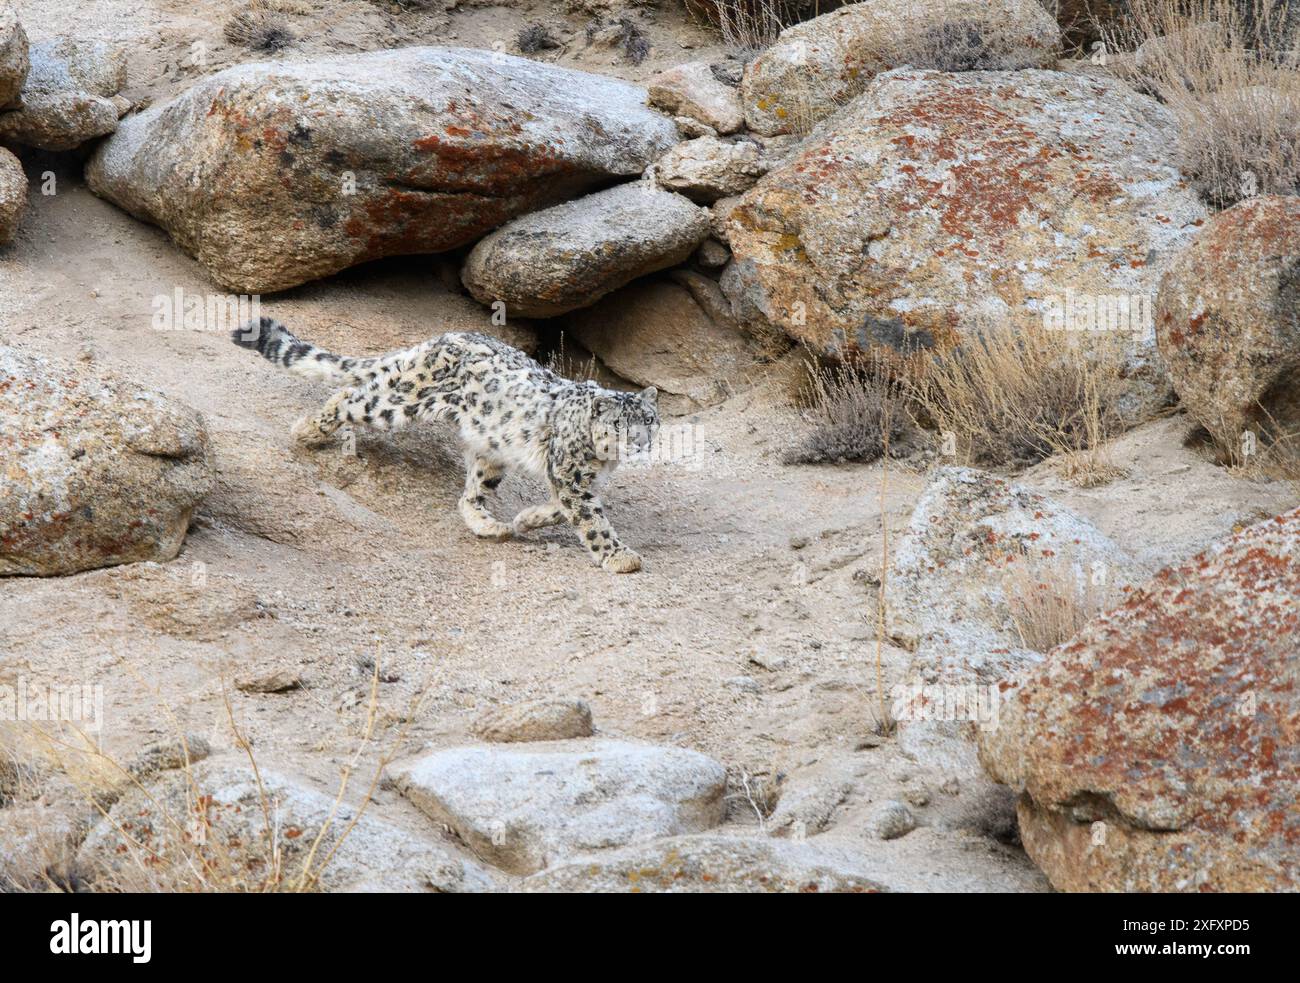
2;0;1297;891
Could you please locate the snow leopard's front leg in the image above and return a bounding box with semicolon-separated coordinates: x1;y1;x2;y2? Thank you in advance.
459;455;513;541
547;454;641;573
512;500;564;535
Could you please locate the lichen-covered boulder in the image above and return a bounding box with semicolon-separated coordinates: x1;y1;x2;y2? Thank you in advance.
1156;195;1300;460
979;507;1300;892
462;182;709;317
741;0;1060;136
0;347;212;576
86;47;679;294
724;68;1208;363
0;39;128;151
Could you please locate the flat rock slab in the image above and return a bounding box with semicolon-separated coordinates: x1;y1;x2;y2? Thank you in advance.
393;739;728;875
86;47;678;294
462;181;709;317
0;345;212;576
522;834;890;893
980;505;1300;892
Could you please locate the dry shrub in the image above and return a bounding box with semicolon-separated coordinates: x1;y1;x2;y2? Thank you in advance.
1003;555;1121;651
783;356;913;465
684;0;821;51
225;1;296;52
1108;0;1300;207
517;23;560;54
911;325;1132;476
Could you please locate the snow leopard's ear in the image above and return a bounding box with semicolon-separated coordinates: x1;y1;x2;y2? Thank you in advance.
638;386;658;407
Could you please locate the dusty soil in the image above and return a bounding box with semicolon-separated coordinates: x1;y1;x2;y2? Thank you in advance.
2;0;1296;891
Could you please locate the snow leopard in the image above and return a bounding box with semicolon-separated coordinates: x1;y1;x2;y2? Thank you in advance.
232;317;658;573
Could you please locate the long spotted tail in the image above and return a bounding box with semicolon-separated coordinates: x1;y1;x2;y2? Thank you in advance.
231;317;380;385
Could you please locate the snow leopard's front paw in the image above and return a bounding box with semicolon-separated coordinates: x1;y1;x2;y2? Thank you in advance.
601;548;643;574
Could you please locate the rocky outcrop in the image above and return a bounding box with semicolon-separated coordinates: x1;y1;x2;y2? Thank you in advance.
76;762;496;892
741;0;1060;136
724;68;1208;363
0;347;212;576
522;834;890;892
885;468;1148;778
979;507;1300;892
471;698;594;743
393;740;727;875
564;275;755;410
655;135;765;203
0;4;28;108
648;60;743;135
1156;195;1300;460
461;182;709;317
0;39;129;151
86;47;679;294
0;145;24;244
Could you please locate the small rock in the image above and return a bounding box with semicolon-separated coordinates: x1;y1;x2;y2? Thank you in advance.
870;800;917;840
724;676;761;693
471;698;594;743
235;669;303;694
748;651;787;672
656;135;765;204
648;60;744;135
694;236;730;268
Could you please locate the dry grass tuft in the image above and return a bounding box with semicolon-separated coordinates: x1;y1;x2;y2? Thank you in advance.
1003;556;1121;652
1108;0;1300;207
225;1;296;52
910;325;1133;475
685;0;818;52
783;356;914;465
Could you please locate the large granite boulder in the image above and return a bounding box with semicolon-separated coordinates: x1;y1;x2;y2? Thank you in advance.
0;346;212;576
0;38;128;151
86;47;679;294
741;0;1060;136
461;182;709;317
0;3;28;108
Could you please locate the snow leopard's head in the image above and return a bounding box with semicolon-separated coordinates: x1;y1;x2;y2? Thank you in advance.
591;387;659;461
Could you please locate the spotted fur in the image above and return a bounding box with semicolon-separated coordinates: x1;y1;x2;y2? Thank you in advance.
232;317;658;572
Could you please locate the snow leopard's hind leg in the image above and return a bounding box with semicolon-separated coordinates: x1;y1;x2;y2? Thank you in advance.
459;454;513;541
290;370;417;447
